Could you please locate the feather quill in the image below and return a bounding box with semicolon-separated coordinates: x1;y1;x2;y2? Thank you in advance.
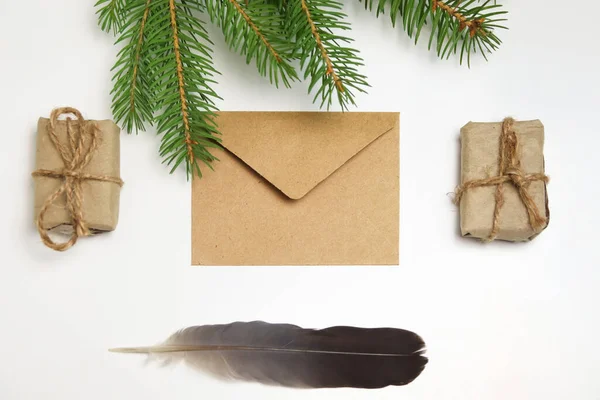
110;321;427;389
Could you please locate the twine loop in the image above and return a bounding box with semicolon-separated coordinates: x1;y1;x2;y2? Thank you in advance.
454;117;549;242
32;107;124;251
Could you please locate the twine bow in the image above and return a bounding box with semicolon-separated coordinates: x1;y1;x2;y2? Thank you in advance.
454;117;549;242
32;107;124;251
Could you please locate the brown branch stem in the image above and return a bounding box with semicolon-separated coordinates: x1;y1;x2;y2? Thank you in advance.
300;0;344;92
230;0;282;63
130;0;152;114
168;0;195;164
431;0;485;37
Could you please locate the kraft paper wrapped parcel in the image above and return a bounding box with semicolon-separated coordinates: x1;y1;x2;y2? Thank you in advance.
457;119;549;242
33;115;122;237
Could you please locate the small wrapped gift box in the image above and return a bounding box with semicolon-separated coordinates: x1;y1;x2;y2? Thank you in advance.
32;108;123;251
455;118;549;242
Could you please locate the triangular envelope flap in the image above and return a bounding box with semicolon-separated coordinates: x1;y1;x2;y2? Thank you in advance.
217;112;398;199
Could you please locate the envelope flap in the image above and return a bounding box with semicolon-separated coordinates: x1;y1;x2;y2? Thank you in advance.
218;112;399;199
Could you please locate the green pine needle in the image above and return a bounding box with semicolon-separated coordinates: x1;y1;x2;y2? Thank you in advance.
95;0;126;34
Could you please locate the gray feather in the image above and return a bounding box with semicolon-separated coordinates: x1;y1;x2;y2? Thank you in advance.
110;321;427;389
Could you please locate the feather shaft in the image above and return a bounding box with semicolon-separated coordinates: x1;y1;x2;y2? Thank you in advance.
111;345;421;356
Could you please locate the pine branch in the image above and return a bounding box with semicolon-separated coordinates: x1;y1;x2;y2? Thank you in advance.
301;1;343;92
286;0;368;110
99;0;509;179
169;0;196;167
146;0;221;178
95;0;126;34
203;0;298;88
361;0;507;66
110;0;155;133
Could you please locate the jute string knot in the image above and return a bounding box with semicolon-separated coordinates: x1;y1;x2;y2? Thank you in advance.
454;117;549;242
506;167;525;187
32;107;124;251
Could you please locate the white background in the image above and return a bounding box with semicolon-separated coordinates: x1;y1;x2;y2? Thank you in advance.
1;1;599;399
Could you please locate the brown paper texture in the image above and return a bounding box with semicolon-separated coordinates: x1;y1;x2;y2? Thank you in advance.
459;120;548;242
192;112;400;265
33;118;121;234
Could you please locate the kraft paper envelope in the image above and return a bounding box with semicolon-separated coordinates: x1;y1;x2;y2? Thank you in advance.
192;112;399;265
